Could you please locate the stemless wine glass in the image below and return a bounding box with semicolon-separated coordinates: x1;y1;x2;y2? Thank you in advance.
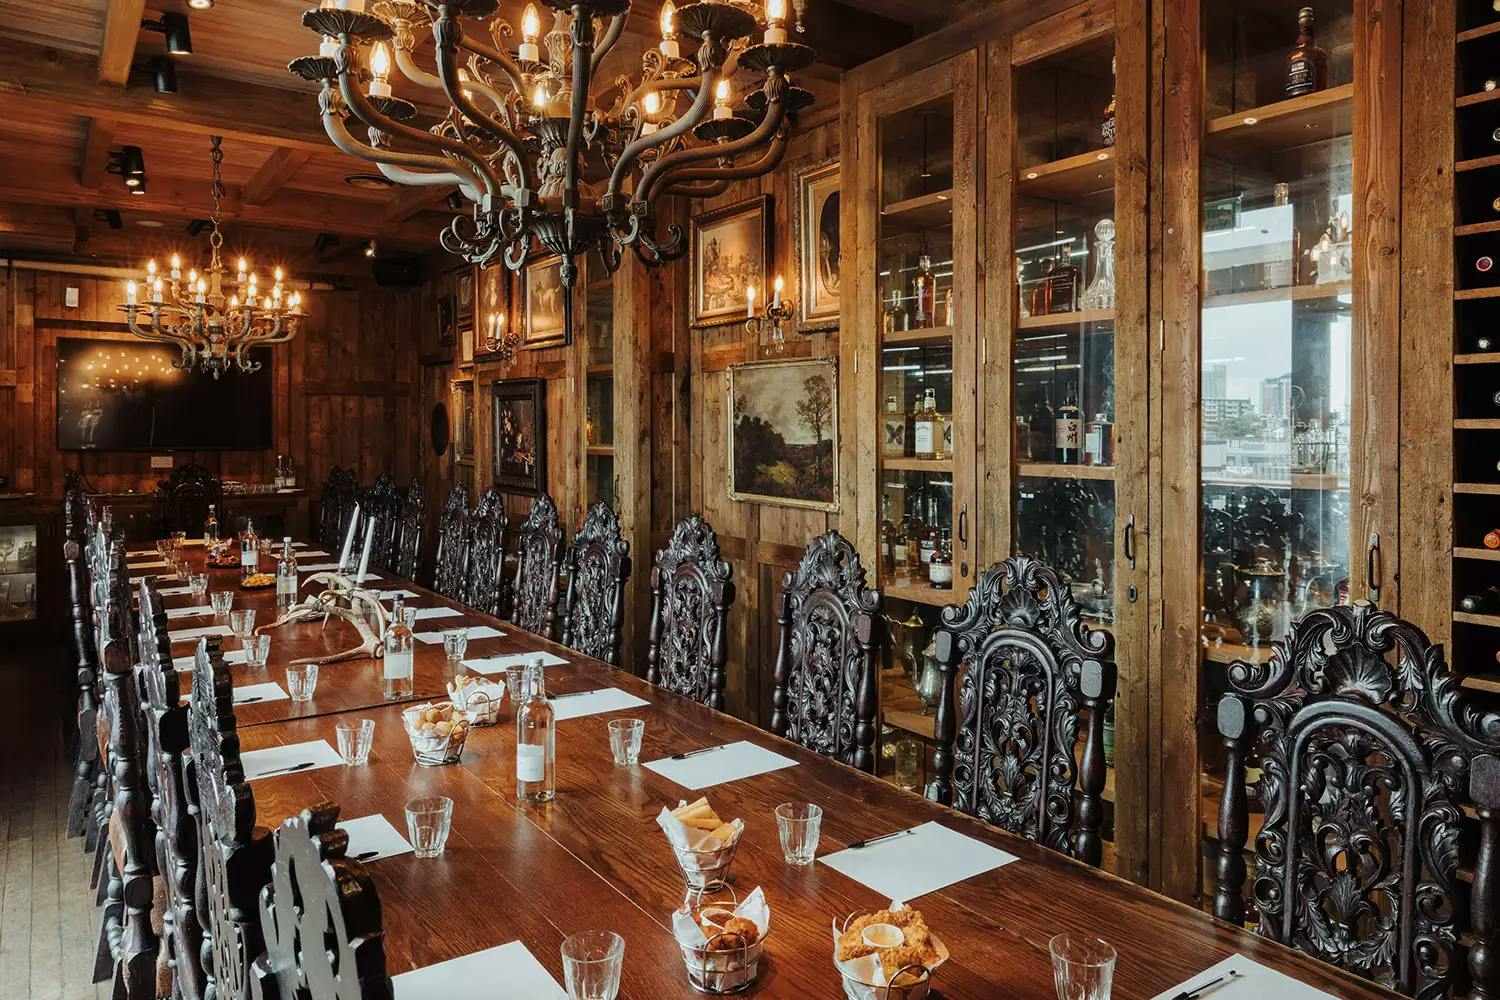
774;802;823;867
285;662;319;703
405;796;454;859
229;608;257;639
336;718;376;766
244;634;271;669
189;573;209;601
210;591;234;619
560;930;624;1000
442;627;469;666
607;719;644;766
1050;934;1116;1000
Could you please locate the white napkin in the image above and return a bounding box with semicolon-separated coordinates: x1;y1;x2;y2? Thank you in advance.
673;886;769;946
127;549;158;557
1149;956;1341;1000
337;814;414;864
172;648;248;672
297;561;344;572
819;822;1018;901
548;688;650;721
416;625;504;644
643;741;798;790
411;607;464;621
393;943;566;1000
127;559;169;568
168;625;233;643
299;549;331;557
462;651;566;671
165;604;215;619
657;799;744;852
240;740;343;781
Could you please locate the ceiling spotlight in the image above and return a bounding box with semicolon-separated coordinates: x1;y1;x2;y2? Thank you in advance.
144;12;194;55
343;173;393;191
152;55;178;94
185;218;210;237
364;240;378;259
136;219;165;229
109;145;147;192
187;0;214;8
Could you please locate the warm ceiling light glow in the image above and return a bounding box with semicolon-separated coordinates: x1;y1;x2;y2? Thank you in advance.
660;0;675;36
521;3;540;39
370;43;391;79
766;0;786;19
643;90;661;115
188;0;214;8
715;79;731;102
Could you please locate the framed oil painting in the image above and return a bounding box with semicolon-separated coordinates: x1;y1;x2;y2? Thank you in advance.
726;356;838;511
473;263;509;357
491;377;546;495
436;289;457;347
456;267;474;329
793;158;840;332
453;380;475;463
523;255;569;349
691;194;771;328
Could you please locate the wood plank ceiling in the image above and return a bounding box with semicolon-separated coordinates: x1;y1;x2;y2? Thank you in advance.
0;1;923;276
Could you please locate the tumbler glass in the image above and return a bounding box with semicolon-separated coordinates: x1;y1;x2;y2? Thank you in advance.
1050;934;1116;1000
442;628;469;666
285;662;319;703
244;634;271;669
774;802;823;867
607;719;645;766
336;718;376;766
189;573;209;601
229;608;257;639
405;796;454;859
209;591;234;619
561;930;624;1000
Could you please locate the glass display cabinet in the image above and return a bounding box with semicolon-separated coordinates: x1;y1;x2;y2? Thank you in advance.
584;249;616;510
0;523;39;626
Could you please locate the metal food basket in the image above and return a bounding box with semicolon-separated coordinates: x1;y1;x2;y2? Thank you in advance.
672;836;739;892
675;891;764;994
402;705;468;766
834;911;937;1000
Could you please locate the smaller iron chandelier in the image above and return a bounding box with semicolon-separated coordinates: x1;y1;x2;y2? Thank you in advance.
121;136;303;378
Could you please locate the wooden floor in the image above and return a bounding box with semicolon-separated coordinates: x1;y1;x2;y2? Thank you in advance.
0;638;107;1000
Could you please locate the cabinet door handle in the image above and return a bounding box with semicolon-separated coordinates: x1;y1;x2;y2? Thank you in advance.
1124;514;1137;571
1367;532;1381;604
957;501;969;550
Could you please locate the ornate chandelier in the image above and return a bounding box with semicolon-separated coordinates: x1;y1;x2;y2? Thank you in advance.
120;136;303;378
292;0;815;336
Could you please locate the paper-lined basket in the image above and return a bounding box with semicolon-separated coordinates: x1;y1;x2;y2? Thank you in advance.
657;800;744;892
672;887;770;994
832;906;949;1000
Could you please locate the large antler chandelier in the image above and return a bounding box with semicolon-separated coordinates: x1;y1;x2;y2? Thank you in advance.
121;136;303;378
292;0;815;336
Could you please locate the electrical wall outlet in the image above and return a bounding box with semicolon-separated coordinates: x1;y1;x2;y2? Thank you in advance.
65;287;79;308
150;455;174;470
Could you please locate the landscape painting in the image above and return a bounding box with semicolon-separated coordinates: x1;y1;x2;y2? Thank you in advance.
727;357;838;511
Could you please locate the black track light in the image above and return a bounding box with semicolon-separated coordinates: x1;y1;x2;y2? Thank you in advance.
186;219;210;237
152;55;178;94
158;12;193;55
109;145;147;194
102;210;123;230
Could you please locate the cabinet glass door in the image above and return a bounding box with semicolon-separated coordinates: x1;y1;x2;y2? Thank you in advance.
0;524;38;624
585;249;615;508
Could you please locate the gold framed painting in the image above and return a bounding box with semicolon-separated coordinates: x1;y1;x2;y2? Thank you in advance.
793;157;840;332
523;255;569;349
726;356;838;511
473;263;509;358
691;194;771;328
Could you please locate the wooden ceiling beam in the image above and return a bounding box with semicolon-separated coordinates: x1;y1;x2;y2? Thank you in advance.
79;117;118;189
244;148;314;205
387;184;454;223
98;0;149;86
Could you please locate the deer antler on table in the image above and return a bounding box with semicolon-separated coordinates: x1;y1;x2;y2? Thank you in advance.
257;571;390;665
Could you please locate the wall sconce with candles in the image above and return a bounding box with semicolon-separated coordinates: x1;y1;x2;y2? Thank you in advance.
480;312;520;366
745;275;795;352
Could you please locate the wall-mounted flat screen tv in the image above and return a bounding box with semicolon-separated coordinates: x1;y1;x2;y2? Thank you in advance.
56;338;273;451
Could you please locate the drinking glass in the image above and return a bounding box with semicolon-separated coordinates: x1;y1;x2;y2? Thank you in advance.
607;719;644;766
774;802;823;867
505;664;528;717
560;930;624;1000
1050;935;1116;1000
405;796;453;859
210;591;234;619
244;634;271;669
230;608;257;639
175;556;192;582
189;573;209;601
442;628;469;666
285;662;319;703
335;718;376;766
170;531;187;551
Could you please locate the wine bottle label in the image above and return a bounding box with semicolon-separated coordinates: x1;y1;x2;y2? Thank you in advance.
894;544;908;566
1085;425;1102;464
517;743;546;782
1286;58;1313;94
920;540;936;564
928;561;954;586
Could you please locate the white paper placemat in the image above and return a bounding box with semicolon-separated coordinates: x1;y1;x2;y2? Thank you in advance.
1149;956;1341;1000
297;561;344;572
819;821;1018;901
155;585;194;597
130;572;169;582
291;541;311;548
375;588;421;600
393;943;566;1000
411;607;464;621
169;625;234;643
165;604;215;619
462;651;568;672
338;814;415;864
643;740;798;789
240;740;343;781
127;549;158;557
127;559;169;568
548;688;650;721
233;682;288;706
172;648;247;672
299;549;331;557
416;625;504;644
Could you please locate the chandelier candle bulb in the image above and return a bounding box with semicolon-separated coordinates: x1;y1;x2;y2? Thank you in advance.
368;44;392;99
659;0;679;58
772;275;784;308
519;4;541;62
152;279;164;303
714;79;732;120
126;281;137;306
170;255;181;279
765;0;788;43
746;283;756;319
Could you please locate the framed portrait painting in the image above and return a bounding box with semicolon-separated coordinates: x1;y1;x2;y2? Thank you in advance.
452;379;475;463
523;255;569;349
691;194;771;328
436;290;457;347
793;158;840;332
491;378;546;495
456;267;474;328
726;356;838;512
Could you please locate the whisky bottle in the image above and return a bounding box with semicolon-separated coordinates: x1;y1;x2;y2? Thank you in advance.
516;660;556;803
905;507;926;580
919;495;940;569
913;253;937;328
1055;383;1083;464
1028;389;1055;462
1101;56;1117;147
928;529;954;590
1284;7;1329;98
1084;412;1115;467
879;495;897;573
1049;246;1080;314
1461;587;1500;613
893;512;911;573
913;388;939;459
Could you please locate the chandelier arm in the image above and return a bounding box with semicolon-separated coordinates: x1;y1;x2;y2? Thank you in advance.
323;105;486;199
607;64;722;201
379;162;482;200
452;21;526;92
621;75;702;117
394;44;445;91
431;15;533;191
590;12;627;76
660;128;790;192
636;93;788;204
564;7;597;215
661;178;731;198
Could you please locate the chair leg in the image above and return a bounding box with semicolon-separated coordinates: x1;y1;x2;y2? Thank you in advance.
67;755;96;838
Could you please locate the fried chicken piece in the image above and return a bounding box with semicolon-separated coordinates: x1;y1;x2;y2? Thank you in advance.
879;943;939;981
720;916;760;946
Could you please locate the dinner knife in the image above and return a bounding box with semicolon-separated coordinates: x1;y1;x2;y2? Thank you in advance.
1171;970;1238;1000
670;745;726;761
848;828;917;850
255;761;317;778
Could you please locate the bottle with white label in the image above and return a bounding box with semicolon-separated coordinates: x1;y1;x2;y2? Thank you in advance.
203;504;220;548
382;599;415;699
912;388;939;458
276;537;298;608
240;519;259;579
516;659;556;803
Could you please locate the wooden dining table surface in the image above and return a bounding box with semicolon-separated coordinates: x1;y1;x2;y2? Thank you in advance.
134;542;1401;999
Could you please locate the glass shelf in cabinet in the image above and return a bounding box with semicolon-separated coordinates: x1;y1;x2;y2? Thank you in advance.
1204;84;1353;161
1016;149;1116;204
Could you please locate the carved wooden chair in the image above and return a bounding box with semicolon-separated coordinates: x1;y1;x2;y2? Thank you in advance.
508;493;564;638
318;466;359;549
463;487;509;617
395;479;424;581
360;473;403;572
156;463;225;538
928;556;1117;868
92;540;137;884
1212;601;1500;999
561;501;630;666
770;532;882;773
188;639;275;1000
432;485;470;599
66;497;101;840
647;514;735;710
251;804;394;1000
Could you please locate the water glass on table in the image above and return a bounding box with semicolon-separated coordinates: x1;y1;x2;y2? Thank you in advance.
175;556;192;582
285;662;319;703
230;608;257;640
209;591;234;619
442;627;469;667
189;573;208;601
607;719;644;766
505;664;528;717
561;931;624;1000
244;634;271;669
335;718;376;766
405;796;453;859
774;803;823;867
1050;934;1116;1000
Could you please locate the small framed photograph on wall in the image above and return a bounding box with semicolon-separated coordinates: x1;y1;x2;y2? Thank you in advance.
523;256;569;350
491;377;546;495
726;356;838;512
793;157;840;332
691;194;771;328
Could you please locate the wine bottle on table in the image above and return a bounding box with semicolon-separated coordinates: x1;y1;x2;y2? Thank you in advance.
382;600;415;699
517;660;556;803
203;504;219;548
276;537;298;608
240;519;259;579
1461;586;1500;614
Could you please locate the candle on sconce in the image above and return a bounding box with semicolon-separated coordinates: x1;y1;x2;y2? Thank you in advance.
714;79;732;121
772;274;784;308
170;254;182;280
126;281;137;306
519;4;541;62
641;90;661;135
746;283;757;319
319;34;337;58
237;258;248;282
338;504;361;571
368;43;392;99
188;268;198;287
196;279;207;304
356;516;375;582
764;0;788;44
146;259;157;280
152;279;164;303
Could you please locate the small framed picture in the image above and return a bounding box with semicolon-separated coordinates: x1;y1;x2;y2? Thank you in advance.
491;377;546;495
691;194;772;328
726;356;838;511
453;380;475;463
793;158;840;332
456;267;474;329
523;255;569;350
473;263;509;357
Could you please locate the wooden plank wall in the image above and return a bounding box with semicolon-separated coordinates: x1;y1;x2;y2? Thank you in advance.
0;263;421;502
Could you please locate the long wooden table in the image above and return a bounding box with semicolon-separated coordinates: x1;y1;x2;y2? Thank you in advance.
137;544;1401;999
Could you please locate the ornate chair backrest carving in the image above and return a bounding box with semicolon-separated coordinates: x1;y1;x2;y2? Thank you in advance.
361;473;403;572
432;486;471;600
463;488;509;617
251;804;394;1000
65;495;100;838
770;532;882;773
395;479;424;581
647;514;734;710
508;493;563;637
188;639;274;1000
1213;602;1500;999
929;557;1117;867
139;581;206;1000
318;466;359;549
561;502;630;666
158;463;225;537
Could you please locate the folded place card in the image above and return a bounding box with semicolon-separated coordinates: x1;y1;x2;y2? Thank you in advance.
411;607;464;622
1149;956;1340;1000
338;814;415;864
393;942;566;1000
548;687;651;722
819;821;1018;902
165;605;216;619
643;740;799;790
240;740;344;781
416;625;504;644
462;651;567;672
173;648;248;672
169;625;234;643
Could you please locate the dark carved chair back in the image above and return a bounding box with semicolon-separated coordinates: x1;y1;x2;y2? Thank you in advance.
646;514;734;710
561;502;630;666
157;463;225;538
251;804;394;1000
139;581;206;1000
770;532;882;773
318;466;359;549
66;507;101;839
188;639;274;1000
463;488;509;617
1213;602;1500;999
432;486;471;600
361;473;403;572
508;493;563;637
395;479;424;581
929;557;1117;867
